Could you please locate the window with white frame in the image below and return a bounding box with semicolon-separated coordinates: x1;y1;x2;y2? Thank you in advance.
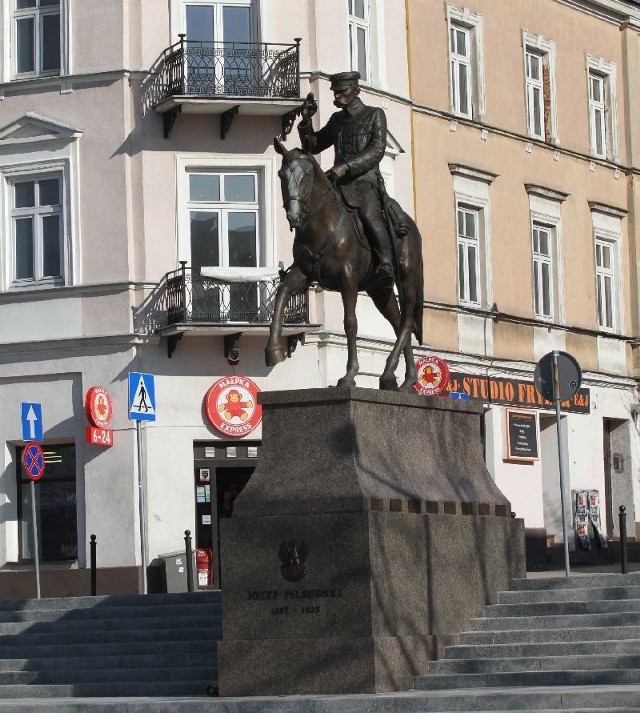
586;56;618;161
526;184;566;323
187;171;259;271
10;173;64;285
457;204;481;306
447;5;485;120
532;223;554;319
348;0;370;83
523;32;557;143
13;0;61;78
595;236;617;331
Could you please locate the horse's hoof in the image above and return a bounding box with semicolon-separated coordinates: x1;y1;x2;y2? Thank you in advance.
337;377;356;388
265;347;286;366
379;376;398;391
398;379;417;393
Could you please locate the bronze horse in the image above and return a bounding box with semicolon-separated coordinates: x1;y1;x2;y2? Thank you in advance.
266;137;424;391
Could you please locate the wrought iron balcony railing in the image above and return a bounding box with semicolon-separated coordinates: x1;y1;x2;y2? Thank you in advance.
164;265;309;327
149;36;301;105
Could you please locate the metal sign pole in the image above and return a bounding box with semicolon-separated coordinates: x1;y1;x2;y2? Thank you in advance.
30;480;41;599
553;350;571;577
136;420;148;594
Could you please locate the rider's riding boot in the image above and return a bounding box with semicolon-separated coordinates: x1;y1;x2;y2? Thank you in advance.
368;225;394;283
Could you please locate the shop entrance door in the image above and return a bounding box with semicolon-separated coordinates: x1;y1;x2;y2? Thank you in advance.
193;441;259;588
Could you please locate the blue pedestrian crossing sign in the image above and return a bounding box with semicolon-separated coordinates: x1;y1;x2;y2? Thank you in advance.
21;403;43;442
128;372;156;421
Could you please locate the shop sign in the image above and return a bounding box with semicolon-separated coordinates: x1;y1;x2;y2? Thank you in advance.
413;355;450;396
204;376;262;438
443;371;590;414
505;409;539;462
85;386;113;428
85;386;114;447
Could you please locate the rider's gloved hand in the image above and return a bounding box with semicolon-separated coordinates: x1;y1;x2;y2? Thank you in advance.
327;164;349;182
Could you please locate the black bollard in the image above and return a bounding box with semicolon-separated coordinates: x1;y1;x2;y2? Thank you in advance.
619;506;628;575
90;534;97;596
184;530;194;592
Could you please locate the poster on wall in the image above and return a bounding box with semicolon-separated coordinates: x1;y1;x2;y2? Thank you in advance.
505;409;539;462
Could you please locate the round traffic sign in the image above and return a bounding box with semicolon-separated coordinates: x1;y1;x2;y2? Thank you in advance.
22;441;45;481
534;351;582;402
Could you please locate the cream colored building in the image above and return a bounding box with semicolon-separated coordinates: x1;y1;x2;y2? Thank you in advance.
0;0;414;596
408;0;640;556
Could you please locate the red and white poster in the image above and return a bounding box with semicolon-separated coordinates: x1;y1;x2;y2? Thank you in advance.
204;376;262;437
413;355;450;397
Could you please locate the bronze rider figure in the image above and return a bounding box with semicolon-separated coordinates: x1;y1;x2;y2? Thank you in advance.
297;71;394;283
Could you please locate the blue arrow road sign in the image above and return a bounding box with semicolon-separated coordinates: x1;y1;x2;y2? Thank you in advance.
128;372;156;421
21;403;43;442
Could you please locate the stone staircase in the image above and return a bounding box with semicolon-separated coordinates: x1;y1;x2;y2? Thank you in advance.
0;591;220;698
415;571;640;695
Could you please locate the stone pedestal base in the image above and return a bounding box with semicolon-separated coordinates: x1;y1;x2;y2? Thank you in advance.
218;388;525;696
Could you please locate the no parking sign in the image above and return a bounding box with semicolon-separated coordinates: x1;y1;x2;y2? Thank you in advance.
22;441;45;481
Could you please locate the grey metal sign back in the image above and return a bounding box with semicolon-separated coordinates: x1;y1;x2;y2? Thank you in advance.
534;351;582;402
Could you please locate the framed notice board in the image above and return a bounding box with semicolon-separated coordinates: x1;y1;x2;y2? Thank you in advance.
505;409;539;462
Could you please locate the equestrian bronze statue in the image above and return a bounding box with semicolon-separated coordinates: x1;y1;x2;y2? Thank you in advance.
266;71;424;391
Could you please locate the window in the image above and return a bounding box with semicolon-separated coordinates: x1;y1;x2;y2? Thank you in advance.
526;184;566;323
183;1;255;93
13;0;61;77
532;223;553;319
16;443;77;562
586;56;618;161
523;32;557;143
450;164;495;310
348;0;370;83
446;5;485;120
10;174;64;285
457;206;481;306
188;171;259;271
595;237;616;331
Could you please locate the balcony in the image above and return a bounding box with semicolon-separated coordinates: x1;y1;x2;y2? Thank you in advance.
145;264;319;358
147;36;302;139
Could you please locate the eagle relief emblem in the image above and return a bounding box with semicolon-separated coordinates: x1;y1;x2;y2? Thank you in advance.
278;540;307;582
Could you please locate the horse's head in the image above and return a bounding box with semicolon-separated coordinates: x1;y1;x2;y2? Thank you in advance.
274;137;316;230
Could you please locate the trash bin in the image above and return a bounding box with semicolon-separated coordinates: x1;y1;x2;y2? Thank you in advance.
160;550;196;593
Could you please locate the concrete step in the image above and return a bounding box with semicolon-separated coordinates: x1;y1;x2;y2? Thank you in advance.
0;666;214;685
0;603;220;624
471;610;640;631
485;598;640;618
0;652;216;673
0;625;219;649
498;585;640;604
445;639;640;659
459;624;640;644
414;668;640;690
429;653;640;674
0;639;216;662
0;686;640;711
0;592;219;612
0;614;220;635
510;573;640;590
0;681;214;699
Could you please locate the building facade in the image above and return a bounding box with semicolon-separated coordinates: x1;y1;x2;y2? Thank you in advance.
407;0;640;555
0;0;415;595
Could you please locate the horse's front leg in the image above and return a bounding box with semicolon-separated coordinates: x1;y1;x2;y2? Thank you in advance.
337;275;360;388
265;266;308;366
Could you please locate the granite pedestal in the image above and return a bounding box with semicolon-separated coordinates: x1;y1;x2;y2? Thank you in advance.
218;388;525;696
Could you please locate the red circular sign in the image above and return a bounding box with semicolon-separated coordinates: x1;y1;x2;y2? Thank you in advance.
413;356;451;397
22;441;45;481
204;376;262;438
85;386;113;428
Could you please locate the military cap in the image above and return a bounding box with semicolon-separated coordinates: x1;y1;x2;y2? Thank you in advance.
329;71;361;90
